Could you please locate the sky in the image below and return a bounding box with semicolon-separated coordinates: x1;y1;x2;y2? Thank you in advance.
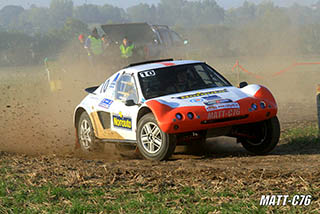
0;0;317;10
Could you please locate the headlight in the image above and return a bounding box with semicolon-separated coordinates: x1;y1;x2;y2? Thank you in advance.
251;103;258;110
187;112;194;119
260;101;266;109
175;113;183;120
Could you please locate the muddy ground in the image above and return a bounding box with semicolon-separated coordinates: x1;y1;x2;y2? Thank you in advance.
0;58;319;210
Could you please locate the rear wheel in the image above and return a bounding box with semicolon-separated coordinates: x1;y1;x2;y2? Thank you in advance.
240;116;280;155
77;111;104;153
137;113;176;161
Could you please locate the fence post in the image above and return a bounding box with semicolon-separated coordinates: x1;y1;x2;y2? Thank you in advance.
237;60;240;85
317;84;320;133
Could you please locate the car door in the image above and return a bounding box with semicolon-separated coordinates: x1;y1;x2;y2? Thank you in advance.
91;75;118;140
108;72;140;141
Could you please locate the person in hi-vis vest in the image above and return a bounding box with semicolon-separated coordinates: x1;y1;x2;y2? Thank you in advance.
85;28;103;67
120;37;135;64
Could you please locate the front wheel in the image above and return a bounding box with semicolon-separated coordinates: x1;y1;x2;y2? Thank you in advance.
137;113;176;161
241;116;280;155
77;111;104;153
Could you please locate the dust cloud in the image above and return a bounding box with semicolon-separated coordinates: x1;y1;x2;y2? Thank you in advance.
0;29;319;159
0;43;123;158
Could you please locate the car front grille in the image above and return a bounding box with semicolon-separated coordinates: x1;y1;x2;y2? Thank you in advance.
201;114;249;124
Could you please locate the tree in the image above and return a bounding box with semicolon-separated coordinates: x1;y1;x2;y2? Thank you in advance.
74;4;125;24
50;0;74;28
16;6;52;34
63;18;89;38
225;1;257;26
127;3;157;24
0;5;24;29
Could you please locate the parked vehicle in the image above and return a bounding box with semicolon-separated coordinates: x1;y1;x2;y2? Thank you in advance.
100;23;188;60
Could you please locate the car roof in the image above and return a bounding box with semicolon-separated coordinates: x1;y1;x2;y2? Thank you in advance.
123;60;203;74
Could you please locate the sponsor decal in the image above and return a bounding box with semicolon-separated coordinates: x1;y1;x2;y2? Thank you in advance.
189;98;204;103
208;109;240;120
204;98;233;106
176;89;228;99
206;102;240;111
109;73;120;88
158;62;176;66
203;95;221;100
158;99;180;108
113;114;132;130
98;98;113;109
139;70;156;78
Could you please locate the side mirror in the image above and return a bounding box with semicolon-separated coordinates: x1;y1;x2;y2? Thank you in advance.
184;40;189;45
239;81;248;88
125;99;136;106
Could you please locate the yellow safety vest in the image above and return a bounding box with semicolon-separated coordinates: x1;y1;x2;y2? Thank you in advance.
120;43;134;58
88;35;103;56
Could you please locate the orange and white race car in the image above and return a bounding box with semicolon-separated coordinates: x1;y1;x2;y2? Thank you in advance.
74;59;280;160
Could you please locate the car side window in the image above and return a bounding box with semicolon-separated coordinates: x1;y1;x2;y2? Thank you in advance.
115;74;138;103
170;31;183;45
158;29;172;47
194;65;213;85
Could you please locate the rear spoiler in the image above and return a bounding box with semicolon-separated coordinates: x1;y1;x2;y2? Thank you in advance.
85;86;99;94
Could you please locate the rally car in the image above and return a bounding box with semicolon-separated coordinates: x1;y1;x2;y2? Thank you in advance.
74;59;280;161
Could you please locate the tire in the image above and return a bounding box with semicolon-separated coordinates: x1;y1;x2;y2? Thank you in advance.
137;113;176;161
77;111;104;153
241;116;280;155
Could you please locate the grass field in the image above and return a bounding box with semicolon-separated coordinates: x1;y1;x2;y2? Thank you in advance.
0;124;319;213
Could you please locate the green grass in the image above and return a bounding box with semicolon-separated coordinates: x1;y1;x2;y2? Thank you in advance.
0;169;317;214
281;123;320;148
282;124;319;145
0;177;267;214
0;124;319;213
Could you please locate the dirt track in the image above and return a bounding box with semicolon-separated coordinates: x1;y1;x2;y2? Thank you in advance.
0;60;319;212
0;59;319;161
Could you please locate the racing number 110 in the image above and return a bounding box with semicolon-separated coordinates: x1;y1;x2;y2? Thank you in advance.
139;70;156;78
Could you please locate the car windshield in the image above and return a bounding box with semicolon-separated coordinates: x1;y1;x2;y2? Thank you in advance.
138;63;232;100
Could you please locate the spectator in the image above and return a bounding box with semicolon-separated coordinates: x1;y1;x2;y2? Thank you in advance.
84;28;103;67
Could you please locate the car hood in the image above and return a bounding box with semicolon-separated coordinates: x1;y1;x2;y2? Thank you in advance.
147;86;250;108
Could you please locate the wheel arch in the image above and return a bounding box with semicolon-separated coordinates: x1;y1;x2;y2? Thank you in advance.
74;107;86;128
136;107;152;125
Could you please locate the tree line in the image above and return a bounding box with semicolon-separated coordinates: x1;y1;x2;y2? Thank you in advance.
1;0;320;65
